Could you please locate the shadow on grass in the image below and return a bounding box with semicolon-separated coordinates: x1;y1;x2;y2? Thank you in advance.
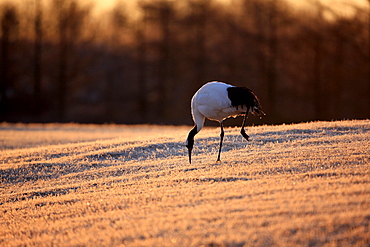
0;140;186;185
2;124;365;186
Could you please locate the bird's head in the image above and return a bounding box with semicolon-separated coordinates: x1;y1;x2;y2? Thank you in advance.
251;96;266;118
252;105;266;118
186;126;198;164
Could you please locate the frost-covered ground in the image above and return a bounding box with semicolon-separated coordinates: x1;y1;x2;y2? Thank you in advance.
1;120;369;246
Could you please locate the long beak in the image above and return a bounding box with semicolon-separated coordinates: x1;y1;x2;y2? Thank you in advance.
188;148;192;164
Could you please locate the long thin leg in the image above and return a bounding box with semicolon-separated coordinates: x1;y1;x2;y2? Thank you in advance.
217;122;225;162
240;110;250;141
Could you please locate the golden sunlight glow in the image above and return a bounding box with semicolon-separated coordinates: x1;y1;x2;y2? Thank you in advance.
2;0;368;16
90;0;369;19
2;0;368;9
92;0;369;10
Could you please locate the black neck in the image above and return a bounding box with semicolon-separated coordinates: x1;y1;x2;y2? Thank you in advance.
186;125;198;150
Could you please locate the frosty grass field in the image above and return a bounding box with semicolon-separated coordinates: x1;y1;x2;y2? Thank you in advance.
1;120;369;246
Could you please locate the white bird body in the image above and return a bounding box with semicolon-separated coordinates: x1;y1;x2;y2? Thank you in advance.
191;82;249;131
186;81;265;163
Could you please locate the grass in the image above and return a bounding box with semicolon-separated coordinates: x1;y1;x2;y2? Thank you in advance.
1;120;369;246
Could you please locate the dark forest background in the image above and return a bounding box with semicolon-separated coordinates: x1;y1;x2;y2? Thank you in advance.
0;0;369;125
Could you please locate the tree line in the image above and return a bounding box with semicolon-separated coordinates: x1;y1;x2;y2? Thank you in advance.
0;0;369;125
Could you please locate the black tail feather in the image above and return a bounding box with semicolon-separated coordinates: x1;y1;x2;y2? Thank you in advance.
227;86;265;117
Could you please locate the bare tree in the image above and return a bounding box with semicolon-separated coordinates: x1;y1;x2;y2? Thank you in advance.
33;0;43;108
266;0;279;119
189;0;210;85
53;0;90;121
136;3;150;121
157;1;174;118
0;4;18;110
247;0;279;120
312;2;324;120
55;0;68;120
368;0;370;112
104;3;128;121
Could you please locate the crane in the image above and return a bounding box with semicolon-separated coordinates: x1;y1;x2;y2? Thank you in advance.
185;81;265;163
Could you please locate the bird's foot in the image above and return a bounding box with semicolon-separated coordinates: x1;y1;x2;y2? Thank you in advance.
241;129;250;141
